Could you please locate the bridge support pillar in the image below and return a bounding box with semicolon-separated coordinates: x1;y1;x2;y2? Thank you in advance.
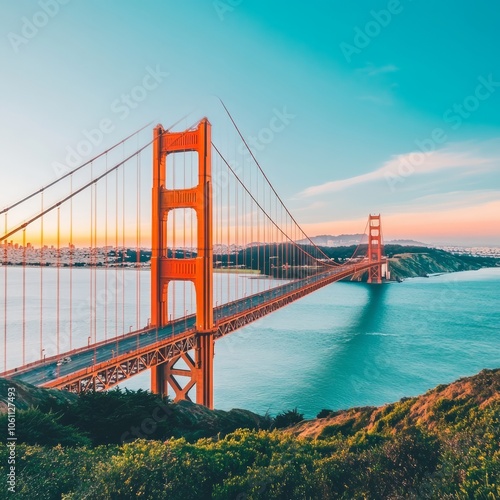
194;331;214;408
367;214;383;284
150;353;197;402
150;331;214;408
151;362;168;397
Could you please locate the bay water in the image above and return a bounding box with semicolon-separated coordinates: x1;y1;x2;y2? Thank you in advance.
1;266;499;418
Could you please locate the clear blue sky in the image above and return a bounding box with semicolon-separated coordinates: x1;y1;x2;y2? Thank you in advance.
1;0;499;245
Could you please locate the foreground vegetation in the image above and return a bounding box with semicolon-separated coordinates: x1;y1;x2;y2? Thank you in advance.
0;369;499;498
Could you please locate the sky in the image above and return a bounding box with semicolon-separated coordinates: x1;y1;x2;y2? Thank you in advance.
1;0;499;246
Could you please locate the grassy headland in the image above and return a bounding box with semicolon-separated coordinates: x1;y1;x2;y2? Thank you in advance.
1;368;499;498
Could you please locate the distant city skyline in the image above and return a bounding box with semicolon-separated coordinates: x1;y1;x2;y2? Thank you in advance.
1;2;499;246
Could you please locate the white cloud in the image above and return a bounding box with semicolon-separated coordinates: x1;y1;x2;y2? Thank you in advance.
293;200;328;213
299;144;499;198
390;189;500;214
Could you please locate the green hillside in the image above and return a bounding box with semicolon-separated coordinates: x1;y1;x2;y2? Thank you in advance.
1;369;499;498
213;243;499;280
385;246;499;280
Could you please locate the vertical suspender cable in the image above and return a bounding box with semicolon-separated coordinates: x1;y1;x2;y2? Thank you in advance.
69;176;73;350
39;193;44;361
22;228;26;365
104;156;108;341
135;150;139;329
136;149;141;329
122;153;125;334
56;206;60;356
235;160;239;279
115;168;119;339
250;159;253;295
89;163;94;345
227;161;231;300
3;214;7;371
115;168;119;353
218;153;222;307
93;177;98;343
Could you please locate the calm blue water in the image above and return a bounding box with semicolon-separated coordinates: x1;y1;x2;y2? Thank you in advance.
2;267;499;418
120;268;500;418
219;267;500;417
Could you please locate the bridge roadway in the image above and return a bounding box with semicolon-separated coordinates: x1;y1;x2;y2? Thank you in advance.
5;260;383;391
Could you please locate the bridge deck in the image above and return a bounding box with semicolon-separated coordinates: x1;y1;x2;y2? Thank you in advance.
3;261;384;392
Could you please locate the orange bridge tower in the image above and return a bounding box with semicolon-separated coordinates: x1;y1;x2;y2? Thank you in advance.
367;214;383;284
150;119;215;408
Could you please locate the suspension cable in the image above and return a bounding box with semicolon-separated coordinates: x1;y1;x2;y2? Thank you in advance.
0;122;153;215
212;142;340;269
218;98;344;264
0;141;152;242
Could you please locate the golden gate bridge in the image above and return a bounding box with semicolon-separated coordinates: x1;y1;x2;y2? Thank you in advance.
0;108;387;408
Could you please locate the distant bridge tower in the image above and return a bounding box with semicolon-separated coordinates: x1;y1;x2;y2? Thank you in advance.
150;119;215;408
367;214;383;284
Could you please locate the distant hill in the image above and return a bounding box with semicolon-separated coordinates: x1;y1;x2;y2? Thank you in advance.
386;247;500;280
297;233;367;246
388;238;428;246
297;234;428;247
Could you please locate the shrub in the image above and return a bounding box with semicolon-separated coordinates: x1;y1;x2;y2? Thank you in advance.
273;408;304;429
